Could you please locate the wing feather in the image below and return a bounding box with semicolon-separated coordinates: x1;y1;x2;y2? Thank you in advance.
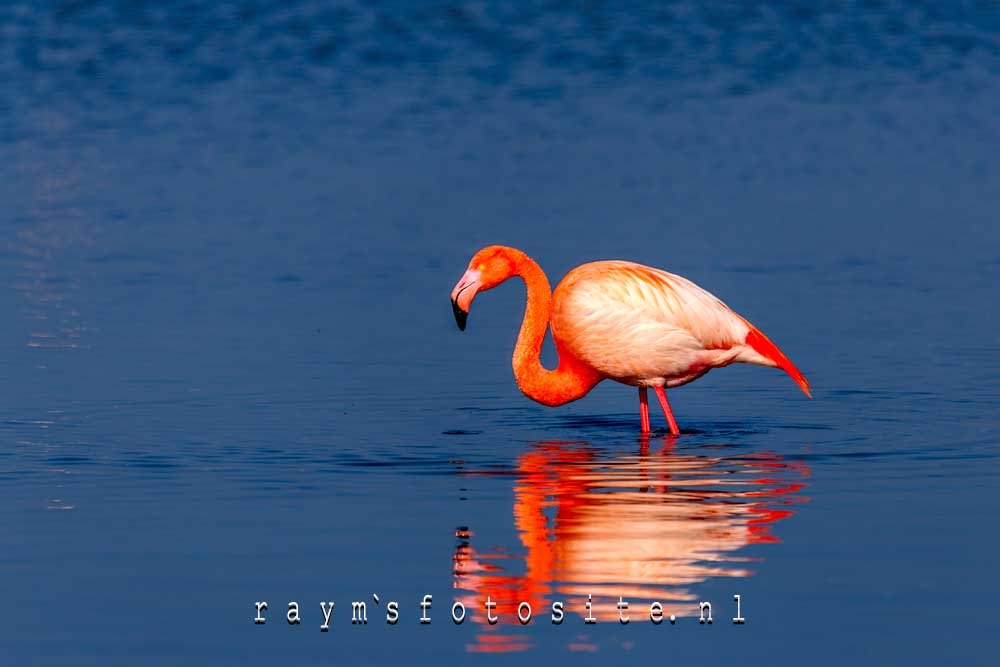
591;262;749;349
551;260;809;393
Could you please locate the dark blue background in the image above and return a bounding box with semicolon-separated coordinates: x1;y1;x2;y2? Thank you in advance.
1;2;998;664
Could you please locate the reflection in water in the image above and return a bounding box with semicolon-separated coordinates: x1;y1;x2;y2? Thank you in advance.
453;438;809;653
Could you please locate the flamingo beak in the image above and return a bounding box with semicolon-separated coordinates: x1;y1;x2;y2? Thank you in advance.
450;269;481;331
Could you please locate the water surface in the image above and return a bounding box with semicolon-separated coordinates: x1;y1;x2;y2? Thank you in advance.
1;2;998;664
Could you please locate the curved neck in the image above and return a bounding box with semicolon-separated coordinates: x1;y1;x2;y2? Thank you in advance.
507;250;601;407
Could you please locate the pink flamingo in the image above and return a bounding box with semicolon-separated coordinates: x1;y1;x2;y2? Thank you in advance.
450;246;810;434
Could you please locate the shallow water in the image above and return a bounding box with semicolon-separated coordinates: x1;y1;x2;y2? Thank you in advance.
1;2;999;664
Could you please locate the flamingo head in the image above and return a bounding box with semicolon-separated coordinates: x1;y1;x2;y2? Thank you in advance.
450;246;517;331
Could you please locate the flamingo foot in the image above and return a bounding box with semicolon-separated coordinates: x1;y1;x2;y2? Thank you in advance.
653;386;680;436
639;387;651;433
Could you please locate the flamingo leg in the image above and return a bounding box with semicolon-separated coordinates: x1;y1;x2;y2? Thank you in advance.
653;386;681;436
639;387;651;433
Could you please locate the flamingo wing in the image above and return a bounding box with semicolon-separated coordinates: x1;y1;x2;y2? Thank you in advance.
551;261;810;395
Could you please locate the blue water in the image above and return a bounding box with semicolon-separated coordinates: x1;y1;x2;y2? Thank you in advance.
2;1;998;664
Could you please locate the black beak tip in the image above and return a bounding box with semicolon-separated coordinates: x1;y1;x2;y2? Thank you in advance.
451;299;468;331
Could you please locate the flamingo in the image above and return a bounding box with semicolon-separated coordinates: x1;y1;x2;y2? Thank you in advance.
450;246;810;434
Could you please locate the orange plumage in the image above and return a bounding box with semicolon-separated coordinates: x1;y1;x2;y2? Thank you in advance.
451;246;810;433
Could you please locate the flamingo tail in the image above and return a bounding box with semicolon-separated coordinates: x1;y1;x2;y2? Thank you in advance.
744;326;812;398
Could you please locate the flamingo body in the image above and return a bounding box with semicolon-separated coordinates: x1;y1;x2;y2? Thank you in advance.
450;246;810;433
551;261;808;392
552;261;748;388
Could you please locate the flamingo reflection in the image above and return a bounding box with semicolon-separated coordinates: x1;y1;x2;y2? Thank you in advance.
453;438;809;652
